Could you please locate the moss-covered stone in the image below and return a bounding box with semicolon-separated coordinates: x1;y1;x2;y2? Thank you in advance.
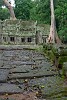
0;19;50;45
43;44;67;70
62;62;67;77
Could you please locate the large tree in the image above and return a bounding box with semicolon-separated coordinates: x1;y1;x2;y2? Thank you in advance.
3;0;16;19
47;0;61;44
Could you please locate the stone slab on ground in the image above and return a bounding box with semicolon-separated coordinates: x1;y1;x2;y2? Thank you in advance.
0;65;11;69
0;83;23;94
29;76;67;99
0;45;66;99
9;62;57;79
10;61;36;65
11;65;32;69
10;67;30;73
8;70;57;79
0;45;42;50
32;57;45;60
0;69;9;82
0;60;3;67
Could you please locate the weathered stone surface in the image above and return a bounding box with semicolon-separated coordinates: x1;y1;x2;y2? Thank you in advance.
0;69;9;82
32;57;45;60
0;83;23;94
0;60;3;67
0;20;50;45
0;46;66;99
62;62;67;77
10;61;36;65
0;65;11;69
10;67;30;73
8;66;57;79
29;76;66;99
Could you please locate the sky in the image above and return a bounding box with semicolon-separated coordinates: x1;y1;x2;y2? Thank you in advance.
11;0;35;6
11;0;35;5
2;0;14;8
2;0;34;7
11;0;15;6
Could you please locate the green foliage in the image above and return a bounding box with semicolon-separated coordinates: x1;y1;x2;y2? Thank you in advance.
58;27;67;43
0;0;9;20
0;0;3;7
14;0;50;23
0;8;9;20
14;0;67;43
54;0;67;43
58;56;67;65
15;0;32;20
30;0;50;24
0;0;67;43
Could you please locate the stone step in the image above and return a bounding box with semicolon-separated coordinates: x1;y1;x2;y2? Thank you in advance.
0;47;62;98
9;62;54;73
2;50;44;57
10;67;30;73
10;61;36;65
0;65;11;69
0;69;9;82
8;69;57;80
0;83;23;94
29;76;65;97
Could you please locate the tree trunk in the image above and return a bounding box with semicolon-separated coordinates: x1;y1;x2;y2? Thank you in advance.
47;0;61;44
3;0;16;19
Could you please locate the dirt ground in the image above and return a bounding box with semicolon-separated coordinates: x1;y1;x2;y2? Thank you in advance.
0;91;40;100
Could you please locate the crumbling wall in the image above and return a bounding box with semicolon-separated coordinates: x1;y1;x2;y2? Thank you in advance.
0;19;50;45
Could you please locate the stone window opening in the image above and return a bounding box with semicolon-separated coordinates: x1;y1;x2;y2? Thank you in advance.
21;38;25;42
10;37;15;42
27;37;32;42
3;37;6;42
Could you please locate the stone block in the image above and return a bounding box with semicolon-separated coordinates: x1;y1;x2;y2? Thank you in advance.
0;69;9;82
62;62;67;77
0;83;23;94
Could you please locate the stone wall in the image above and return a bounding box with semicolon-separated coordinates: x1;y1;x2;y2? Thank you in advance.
0;19;50;45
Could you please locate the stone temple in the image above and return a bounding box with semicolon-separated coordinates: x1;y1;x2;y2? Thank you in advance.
0;19;50;45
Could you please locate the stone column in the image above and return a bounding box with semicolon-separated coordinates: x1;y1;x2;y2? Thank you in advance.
8;34;10;44
14;36;17;44
62;62;67;77
25;37;27;44
36;30;42;44
0;34;3;44
32;36;36;44
43;36;48;44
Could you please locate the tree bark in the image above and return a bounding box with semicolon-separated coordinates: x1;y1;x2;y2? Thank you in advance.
47;0;61;44
3;0;16;19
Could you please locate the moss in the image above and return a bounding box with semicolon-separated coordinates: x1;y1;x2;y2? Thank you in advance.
43;44;67;73
62;62;67;78
43;44;53;50
58;56;67;64
35;45;44;53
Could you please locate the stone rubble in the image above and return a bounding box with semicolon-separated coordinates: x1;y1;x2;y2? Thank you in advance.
0;46;67;100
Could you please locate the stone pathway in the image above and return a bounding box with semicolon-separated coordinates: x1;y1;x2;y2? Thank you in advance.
0;46;67;100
